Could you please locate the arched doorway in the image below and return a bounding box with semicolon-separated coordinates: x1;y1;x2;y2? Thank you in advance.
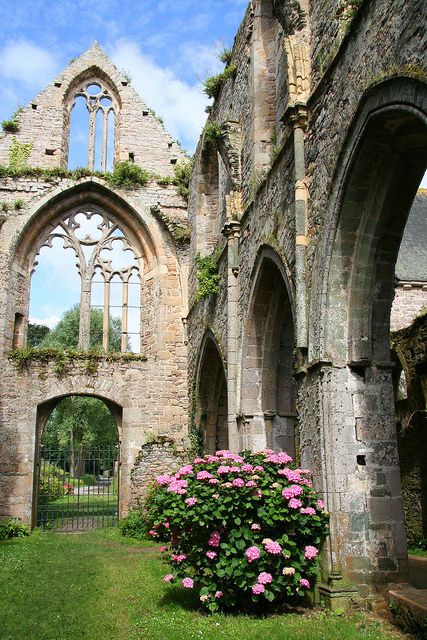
308;77;427;587
34;394;121;531
196;335;228;454
241;250;296;454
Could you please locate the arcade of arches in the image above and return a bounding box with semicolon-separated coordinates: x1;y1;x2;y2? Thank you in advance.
0;1;426;603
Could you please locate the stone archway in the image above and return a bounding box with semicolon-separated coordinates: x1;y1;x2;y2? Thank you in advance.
305;77;427;592
240;248;296;454
196;334;228;454
33;393;122;530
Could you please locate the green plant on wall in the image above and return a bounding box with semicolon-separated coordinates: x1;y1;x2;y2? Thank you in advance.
203;63;237;99
173;158;192;201
8;137;33;172
202;120;223;152
106;161;150;188
194;252;220;303
1;107;23;133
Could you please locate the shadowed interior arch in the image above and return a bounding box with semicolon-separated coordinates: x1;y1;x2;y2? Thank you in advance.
241;255;296;454
197;337;228;454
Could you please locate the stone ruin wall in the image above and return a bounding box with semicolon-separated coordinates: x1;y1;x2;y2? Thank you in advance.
0;44;192;522
187;0;427;596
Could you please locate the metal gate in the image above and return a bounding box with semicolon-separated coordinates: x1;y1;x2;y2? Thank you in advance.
36;444;120;531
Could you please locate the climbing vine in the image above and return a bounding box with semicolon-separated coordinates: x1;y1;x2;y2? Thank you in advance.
8;137;33;171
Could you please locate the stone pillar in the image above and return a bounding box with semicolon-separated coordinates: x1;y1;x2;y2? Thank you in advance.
222;215;241;452
300;361;407;601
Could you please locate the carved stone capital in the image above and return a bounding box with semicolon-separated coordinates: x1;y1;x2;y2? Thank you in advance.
282;102;308;130
221;219;241;239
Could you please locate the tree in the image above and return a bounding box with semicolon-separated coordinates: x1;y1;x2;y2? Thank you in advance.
39;304;122;352
27;323;50;347
42;396;117;477
38;305;121;475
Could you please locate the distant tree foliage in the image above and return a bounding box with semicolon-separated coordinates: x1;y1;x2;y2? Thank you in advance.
42;396;118;476
27;323;50;347
37;304;121;471
39;304;122;352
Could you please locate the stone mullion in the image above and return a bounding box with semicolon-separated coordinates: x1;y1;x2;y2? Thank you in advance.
78;272;92;350
101;109;109;173
121;279;128;353
88;107;96;171
102;277;110;352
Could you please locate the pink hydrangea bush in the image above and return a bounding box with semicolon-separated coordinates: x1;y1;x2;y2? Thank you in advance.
143;449;328;612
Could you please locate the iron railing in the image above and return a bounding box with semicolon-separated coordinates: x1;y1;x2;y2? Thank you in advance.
36;445;120;531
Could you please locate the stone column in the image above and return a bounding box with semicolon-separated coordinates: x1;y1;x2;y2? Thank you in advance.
222;209;241;452
300;361;407;603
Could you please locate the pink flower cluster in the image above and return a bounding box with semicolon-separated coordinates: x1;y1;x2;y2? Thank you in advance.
171;553;187;563
156;474;173;485
263;539;282;554
282;484;303;499
304;545;318;560
252;583;265;595
251;523;261;531
208;531;221;547
300;578;310;589
257;572;273;584
163;574;174;582
206;550;217;559
288;498;302;509
167;479;188;494
265;452;293;464
185;497;197;506
182;578;194;588
300;507;316;515
197;470;213;480
245;546;261;562
232;478;245;488
175;464;194;478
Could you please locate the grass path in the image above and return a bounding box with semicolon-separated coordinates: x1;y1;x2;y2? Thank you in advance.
0;529;406;640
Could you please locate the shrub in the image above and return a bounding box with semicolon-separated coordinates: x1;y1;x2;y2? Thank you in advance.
203;121;223;150
144;449;329;612
0;518;30;541
1;107;22;133
106;161;150;188
38;461;66;502
194;253;220;302
203;64;237;99
118;510;146;539
173;159;192;201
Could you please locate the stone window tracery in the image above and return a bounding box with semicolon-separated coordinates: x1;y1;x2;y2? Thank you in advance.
31;207;142;352
68;81;116;171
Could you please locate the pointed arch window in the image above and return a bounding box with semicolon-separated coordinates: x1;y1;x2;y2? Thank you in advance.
68;81;116;172
31;207;142;353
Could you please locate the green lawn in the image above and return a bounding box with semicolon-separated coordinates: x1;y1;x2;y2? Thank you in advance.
0;529;405;640
38;493;118;529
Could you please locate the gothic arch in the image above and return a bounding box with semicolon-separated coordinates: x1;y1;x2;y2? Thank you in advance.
6;181;164;352
240;246;296;454
304;76;427;585
311;77;427;364
63;65;122;170
196;332;228;454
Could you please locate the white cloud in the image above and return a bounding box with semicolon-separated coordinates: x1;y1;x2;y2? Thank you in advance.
110;39;209;152
0;39;59;88
29;315;61;329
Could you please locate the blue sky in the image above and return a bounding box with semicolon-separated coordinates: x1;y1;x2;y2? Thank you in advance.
0;0;248;153
0;0;248;334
